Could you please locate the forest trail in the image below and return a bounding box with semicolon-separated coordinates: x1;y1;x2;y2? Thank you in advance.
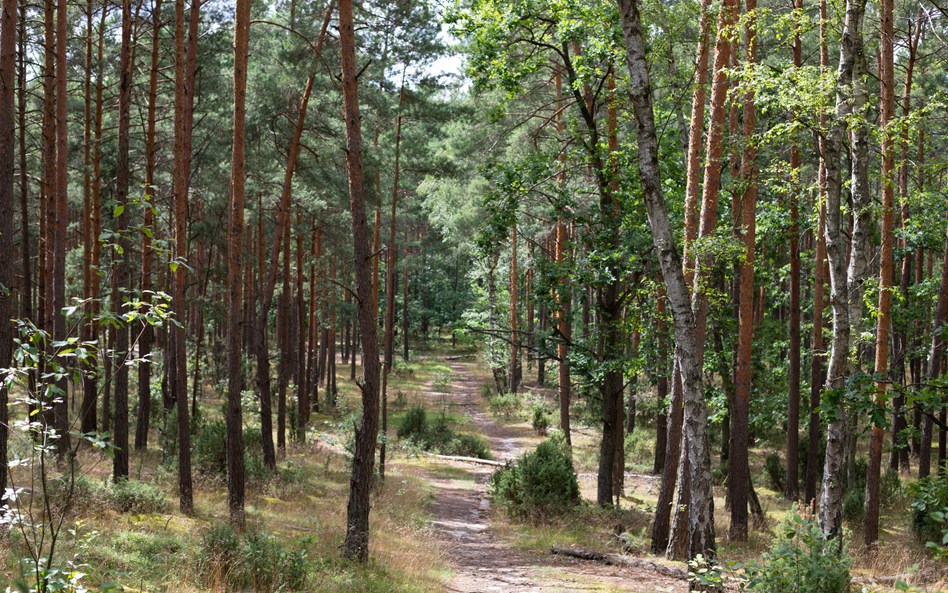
422;359;687;593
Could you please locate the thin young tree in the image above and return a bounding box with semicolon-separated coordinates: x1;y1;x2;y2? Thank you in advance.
136;0;162;451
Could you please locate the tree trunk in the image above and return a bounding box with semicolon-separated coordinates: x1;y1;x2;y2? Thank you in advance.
223;0;250;527
136;0;161;451
653;276;668;477
785;0;802;502
278;216;290;455
819;0;871;543
51;0;69;455
731;0;758;540
111;0;134;482
618;0;715;561
509;224;519;393
806;0;830;505
0;0;16;498
339;0;381;562
380;86;404;478
554;70;571;447
864;0;895;546
172;0;194;514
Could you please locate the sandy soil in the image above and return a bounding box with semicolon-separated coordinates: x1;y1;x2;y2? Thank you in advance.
423;359;688;593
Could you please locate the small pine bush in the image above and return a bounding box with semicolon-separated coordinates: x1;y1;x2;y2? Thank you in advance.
489;440;579;517
531;405;549;435
398;405;428;439
743;503;851;593
764;452;785;493
842;487;865;523
449;434;493;460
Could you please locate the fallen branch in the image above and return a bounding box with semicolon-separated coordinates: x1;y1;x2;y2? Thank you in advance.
445;354;475;360
425;452;507;467
550;546;688;579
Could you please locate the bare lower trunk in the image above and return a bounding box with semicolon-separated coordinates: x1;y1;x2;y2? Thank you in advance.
819;0;870;543
618;0;715;560
340;0;381;562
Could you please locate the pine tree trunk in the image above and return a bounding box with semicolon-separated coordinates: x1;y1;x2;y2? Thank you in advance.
223;0;250;527
509;224;519;393
0;0;17;498
51;0;70;455
172;0;194;513
339;0;381;561
785;0;802;501
112;0;134;482
864;0;895;546
731;0;758;540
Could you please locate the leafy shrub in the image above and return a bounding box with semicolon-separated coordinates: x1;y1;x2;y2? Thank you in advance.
108;479;168;514
881;467;905;506
743;504;851;593
711;461;728;486
531;405;550;435
764;452;785;492
489;440;579;517
797;435;826;485
193;420;274;480
910;472;948;542
199;523;243;586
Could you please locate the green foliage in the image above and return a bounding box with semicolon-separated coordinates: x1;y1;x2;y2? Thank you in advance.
398;405;429;440
193;420;274;480
909;472;948;543
531;404;550;435
489;440;579;517
742;504;851;593
396;404;492;460
764;452;785;493
488;391;521;418
623;430;652;466
108;479;169;514
199;523;306;592
842;487;865;523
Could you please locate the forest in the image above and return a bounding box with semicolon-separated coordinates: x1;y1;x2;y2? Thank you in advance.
0;0;947;590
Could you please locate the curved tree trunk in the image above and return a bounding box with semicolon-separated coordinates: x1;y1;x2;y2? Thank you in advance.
618;0;715;562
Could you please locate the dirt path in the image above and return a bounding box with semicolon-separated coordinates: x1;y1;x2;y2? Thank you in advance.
423;359;687;593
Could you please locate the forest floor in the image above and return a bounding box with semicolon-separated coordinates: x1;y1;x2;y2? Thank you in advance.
2;339;947;592
416;358;687;592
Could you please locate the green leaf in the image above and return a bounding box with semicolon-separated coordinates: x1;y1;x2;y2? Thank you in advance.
113;204;124;217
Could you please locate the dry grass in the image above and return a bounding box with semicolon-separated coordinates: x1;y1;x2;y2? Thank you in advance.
0;355;453;593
